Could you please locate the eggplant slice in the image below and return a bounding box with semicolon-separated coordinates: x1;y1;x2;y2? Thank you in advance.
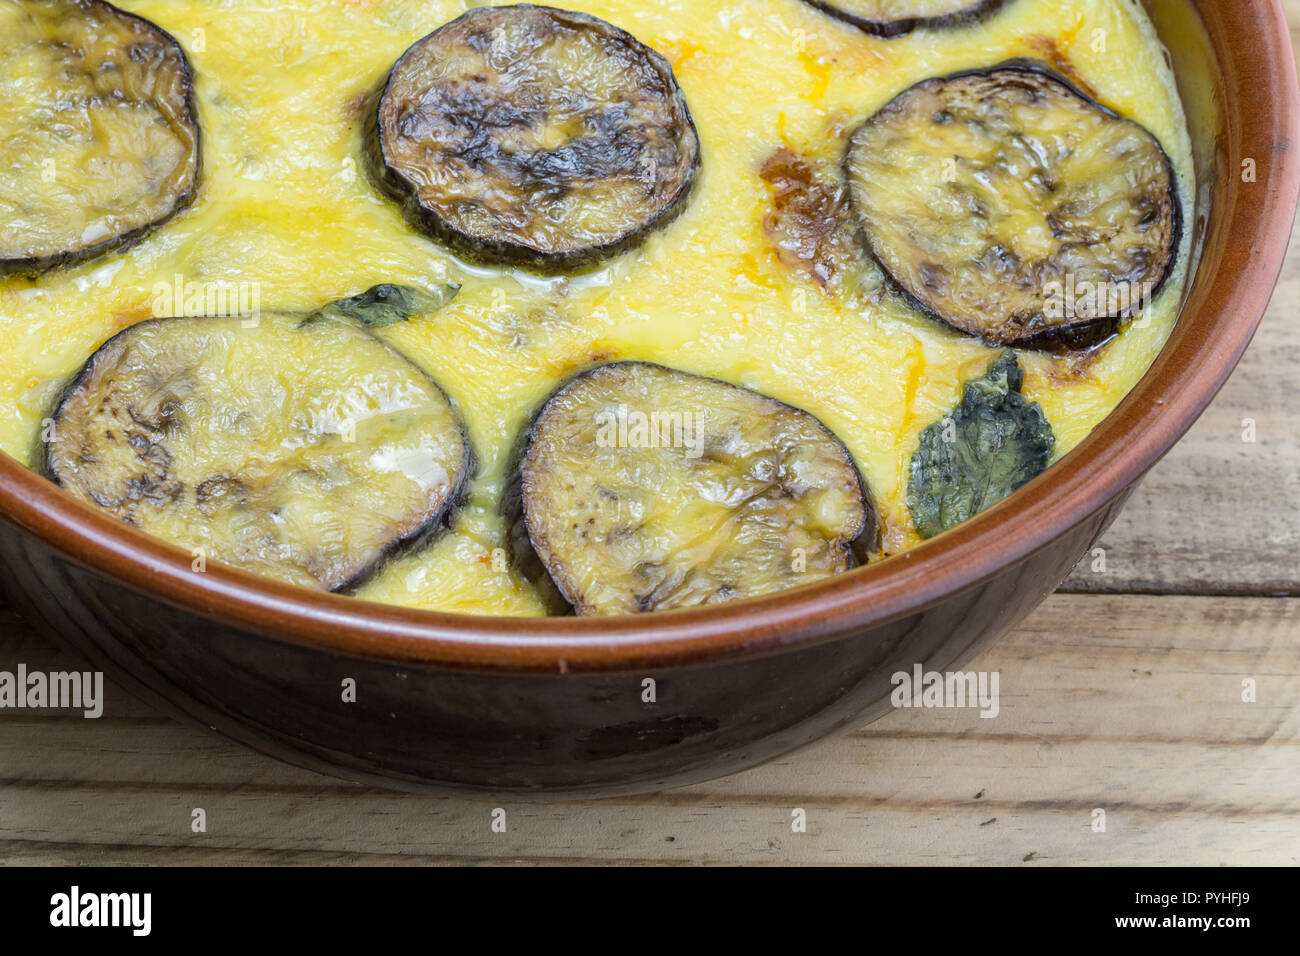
368;4;700;272
46;313;471;592
0;0;200;275
506;362;878;616
802;0;1010;38
844;63;1180;350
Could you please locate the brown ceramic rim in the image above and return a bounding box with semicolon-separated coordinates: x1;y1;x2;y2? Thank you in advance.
0;0;1295;674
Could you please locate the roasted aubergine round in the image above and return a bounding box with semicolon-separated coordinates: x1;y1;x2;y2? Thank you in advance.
45;312;471;592
0;0;201;275
505;362;879;616
844;62;1181;350
802;0;1010;38
367;3;700;272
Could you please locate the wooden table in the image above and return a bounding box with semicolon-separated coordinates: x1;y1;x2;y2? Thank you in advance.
3;28;1300;871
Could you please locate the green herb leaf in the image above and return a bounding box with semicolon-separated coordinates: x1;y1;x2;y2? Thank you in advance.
319;282;460;328
907;351;1055;540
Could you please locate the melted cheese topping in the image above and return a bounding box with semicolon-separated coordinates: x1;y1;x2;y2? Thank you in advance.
0;0;1193;616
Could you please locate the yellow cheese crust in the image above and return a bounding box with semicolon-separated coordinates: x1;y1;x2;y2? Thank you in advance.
0;0;1194;616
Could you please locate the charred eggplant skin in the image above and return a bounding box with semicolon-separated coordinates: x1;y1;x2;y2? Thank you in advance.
44;313;473;594
329;446;474;595
365;4;701;274
801;0;1010;39
843;60;1182;352
0;0;202;276
504;361;880;616
501;434;568;615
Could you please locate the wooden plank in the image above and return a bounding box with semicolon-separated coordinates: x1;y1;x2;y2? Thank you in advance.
1;594;1296;865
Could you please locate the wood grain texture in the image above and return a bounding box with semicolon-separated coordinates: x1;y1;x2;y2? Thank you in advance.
0;2;1298;866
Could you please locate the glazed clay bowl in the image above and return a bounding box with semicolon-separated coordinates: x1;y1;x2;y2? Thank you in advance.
0;0;1295;796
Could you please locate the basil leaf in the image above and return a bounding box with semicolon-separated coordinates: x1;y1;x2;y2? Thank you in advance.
907;351;1055;540
319;283;459;328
